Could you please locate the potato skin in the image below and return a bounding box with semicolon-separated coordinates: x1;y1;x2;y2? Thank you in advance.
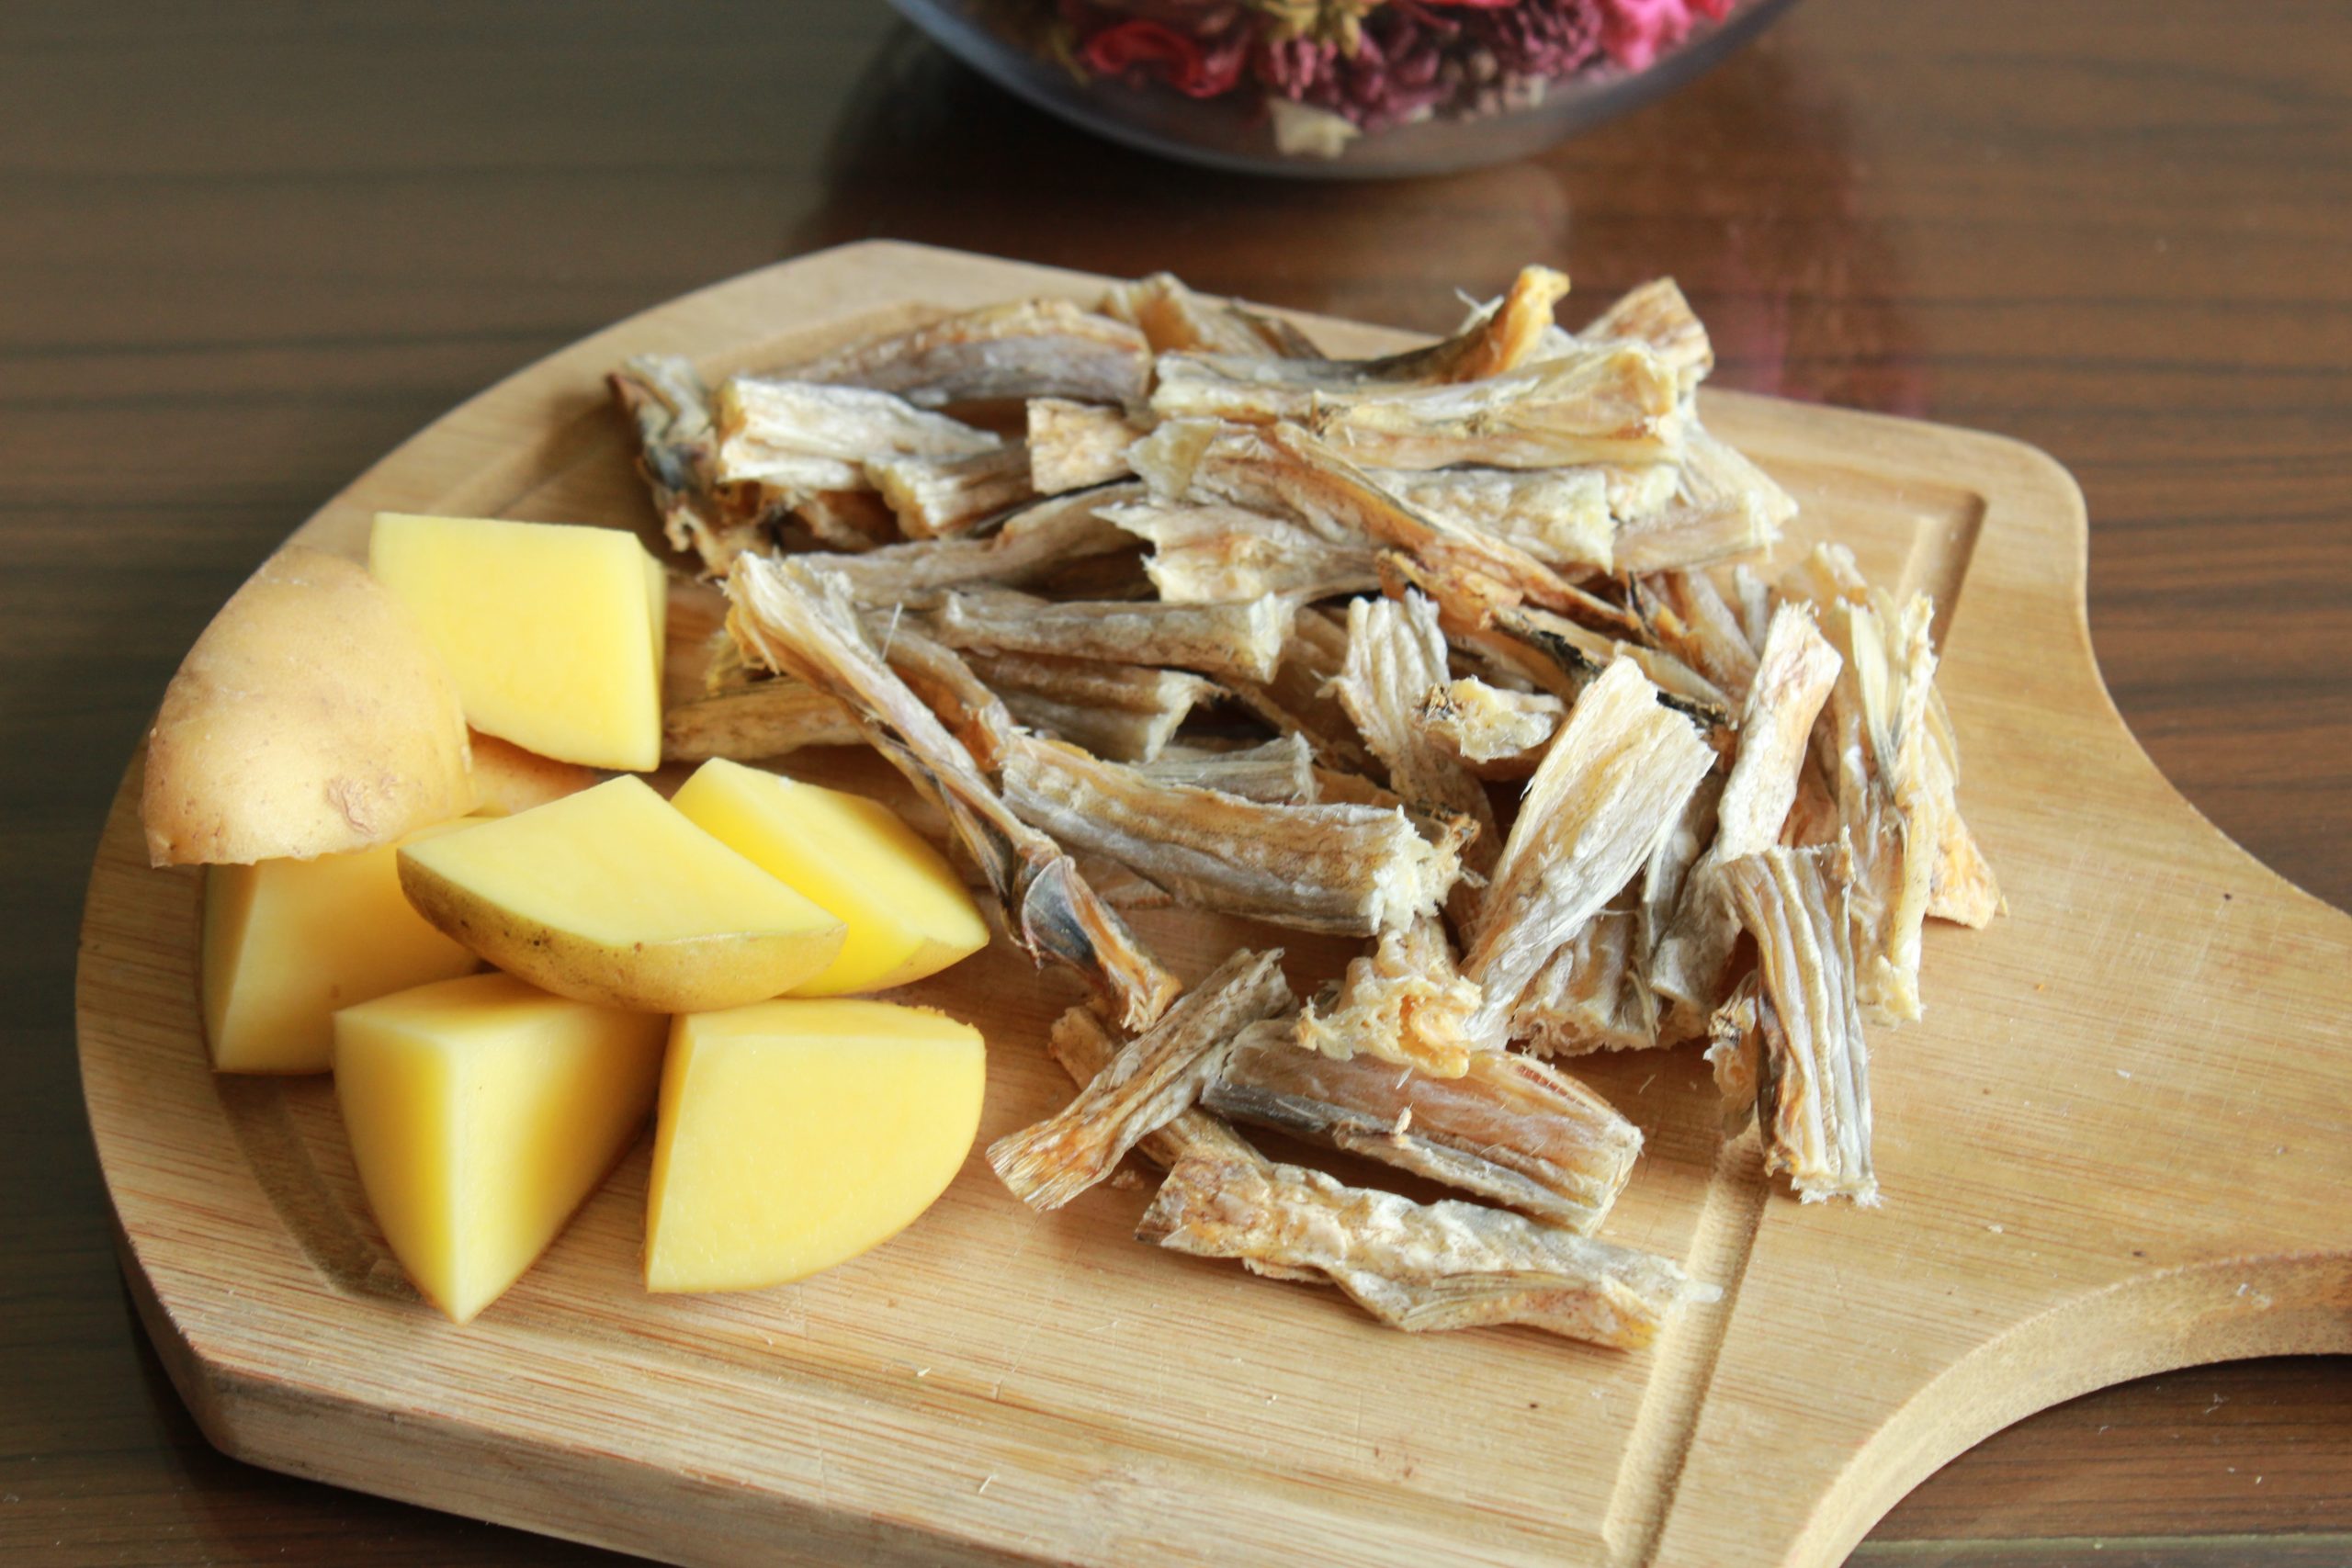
142;547;475;865
396;852;842;1014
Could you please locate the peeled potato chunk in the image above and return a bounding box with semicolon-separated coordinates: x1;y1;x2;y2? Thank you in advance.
646;998;986;1292
334;972;667;1323
466;731;603;816
670;760;989;996
369;513;666;771
398;775;845;1013
142;547;475;866
202;825;480;1075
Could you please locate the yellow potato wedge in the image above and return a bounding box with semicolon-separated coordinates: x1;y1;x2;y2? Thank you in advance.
397;775;844;1012
201;821;480;1075
334;972;667;1323
369;513;666;771
669;760;989;996
646;998;986;1292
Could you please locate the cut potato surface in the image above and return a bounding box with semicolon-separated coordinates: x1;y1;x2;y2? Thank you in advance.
646;998;986;1292
202;824;480;1075
398;775;844;1013
333;972;666;1322
670;760;989;996
143;547;475;866
369;513;666;771
467;731;603;816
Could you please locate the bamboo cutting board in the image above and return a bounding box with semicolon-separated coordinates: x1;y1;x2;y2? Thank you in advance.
75;242;2352;1568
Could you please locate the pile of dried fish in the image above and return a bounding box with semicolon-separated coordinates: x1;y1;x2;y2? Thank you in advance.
610;265;1998;1350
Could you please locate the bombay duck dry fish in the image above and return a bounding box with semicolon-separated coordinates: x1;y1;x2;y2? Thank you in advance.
610;264;1997;1348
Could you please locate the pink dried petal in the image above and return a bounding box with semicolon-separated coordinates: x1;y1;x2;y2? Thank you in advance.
1596;0;1698;71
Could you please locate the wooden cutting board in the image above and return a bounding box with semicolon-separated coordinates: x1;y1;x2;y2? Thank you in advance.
75;242;2352;1568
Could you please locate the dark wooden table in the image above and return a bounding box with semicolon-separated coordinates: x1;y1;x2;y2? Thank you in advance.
6;2;2347;1563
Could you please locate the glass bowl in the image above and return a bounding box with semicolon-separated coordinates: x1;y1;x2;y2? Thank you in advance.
887;0;1803;180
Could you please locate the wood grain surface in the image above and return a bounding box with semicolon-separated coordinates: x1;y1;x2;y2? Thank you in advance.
6;2;2347;1564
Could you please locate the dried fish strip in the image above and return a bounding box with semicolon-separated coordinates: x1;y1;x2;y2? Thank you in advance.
785;298;1151;408
1781;752;1841;850
1520;760;1721;1055
865;615;1018;773
1049;1011;1325;1287
1577;277;1713;396
1921;704;2003;927
1137;1156;1715;1348
1653;604;1842;1018
1001;733;1459;937
933;586;1295;686
1136;737;1317;803
1026;398;1146;494
1612;429;1795;574
1460;659;1715;1050
988;948;1293;1211
1148;266;1570;426
1221;605;1385;778
1639;771;1724;1007
1137;420;1610;624
965;650;1212;765
661;678;860;763
1702;971;1766;1135
1207;1024;1641;1232
1103;499;1380;604
1511;908;1657;1055
1780;548;1937;1021
609;355;716;517
1348;518;1600;651
1603;459;1684;526
711;378;1000;500
609;355;767;572
1415;679;1563;779
1489;600;1733;725
1369;467;1613;575
1331;592;1500;916
1150;343;1685;473
1635;569;1761;701
727;555;1178;1030
1722;843;1878;1204
1046;1004;1269;1171
1378;552;1584;722
1782;544;1999;936
1840;592;1939;1021
814;484;1141;606
1291;913;1483;1077
1125;418;1236;507
868;442;1035;539
1314;345;1687;472
1427;265;1577;382
1099;272;1319;359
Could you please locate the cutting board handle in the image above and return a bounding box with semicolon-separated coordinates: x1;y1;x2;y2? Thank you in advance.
1649;415;2352;1568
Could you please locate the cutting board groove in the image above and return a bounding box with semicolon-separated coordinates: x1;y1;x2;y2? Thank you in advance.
76;243;2352;1568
